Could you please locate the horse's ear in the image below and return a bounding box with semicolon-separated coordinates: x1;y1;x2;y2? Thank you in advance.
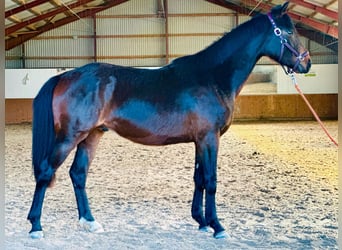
271;2;289;17
280;2;290;13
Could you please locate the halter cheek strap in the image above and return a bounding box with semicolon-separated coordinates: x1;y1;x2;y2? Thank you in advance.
267;13;309;74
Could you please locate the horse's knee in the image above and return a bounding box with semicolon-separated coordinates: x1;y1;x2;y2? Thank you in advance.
194;164;204;186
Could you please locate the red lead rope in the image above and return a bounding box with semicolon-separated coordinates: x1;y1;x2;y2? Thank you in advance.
290;73;338;147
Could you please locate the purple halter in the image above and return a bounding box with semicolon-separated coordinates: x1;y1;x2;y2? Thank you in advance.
267;13;309;74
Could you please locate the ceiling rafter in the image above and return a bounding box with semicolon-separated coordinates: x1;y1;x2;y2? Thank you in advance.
29;6;43;16
205;0;337;52
205;0;254;15
6;0;95;36
288;12;338;38
5;0;338;51
7;15;22;24
207;0;337;38
247;0;337;38
49;0;63;7
290;0;337;20
297;26;337;52
5;0;49;18
5;0;130;50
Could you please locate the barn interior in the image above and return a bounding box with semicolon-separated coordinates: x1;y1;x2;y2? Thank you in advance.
3;1;339;249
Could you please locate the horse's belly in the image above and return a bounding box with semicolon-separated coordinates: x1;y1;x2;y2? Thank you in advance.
106;99;216;145
109;117;193;145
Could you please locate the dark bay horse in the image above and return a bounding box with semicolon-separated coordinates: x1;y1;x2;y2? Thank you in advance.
28;2;311;239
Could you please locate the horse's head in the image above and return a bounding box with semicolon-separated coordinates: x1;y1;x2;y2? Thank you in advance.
265;2;311;74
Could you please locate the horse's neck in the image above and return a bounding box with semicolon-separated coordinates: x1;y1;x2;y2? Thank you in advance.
200;16;268;97
214;37;265;96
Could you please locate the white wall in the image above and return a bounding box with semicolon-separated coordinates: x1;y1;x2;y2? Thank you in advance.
5;69;64;98
276;64;338;94
5;64;338;98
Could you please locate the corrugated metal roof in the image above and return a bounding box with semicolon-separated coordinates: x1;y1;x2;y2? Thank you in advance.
5;0;338;51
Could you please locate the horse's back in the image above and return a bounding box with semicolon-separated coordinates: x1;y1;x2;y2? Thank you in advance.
50;63;167;133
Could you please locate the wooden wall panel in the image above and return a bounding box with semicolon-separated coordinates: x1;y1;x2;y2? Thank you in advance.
234;94;338;120
5;94;338;124
5;99;33;124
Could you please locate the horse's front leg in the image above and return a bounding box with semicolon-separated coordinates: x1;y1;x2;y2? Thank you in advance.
69;128;105;233
191;150;208;231
194;132;227;239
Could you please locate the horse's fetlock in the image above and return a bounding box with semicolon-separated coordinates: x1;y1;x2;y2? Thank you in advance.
72;182;85;189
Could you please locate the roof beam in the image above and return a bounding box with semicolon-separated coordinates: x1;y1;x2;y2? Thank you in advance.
297;27;337;53
207;0;338;38
290;0;338;21
205;0;255;15
5;0;49;18
29;7;43;16
7;15;22;24
288;12;338;38
6;0;95;36
244;0;338;38
49;0;63;7
6;0;130;50
206;0;338;49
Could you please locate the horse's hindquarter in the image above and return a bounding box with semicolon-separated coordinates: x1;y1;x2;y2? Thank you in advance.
52;64;117;135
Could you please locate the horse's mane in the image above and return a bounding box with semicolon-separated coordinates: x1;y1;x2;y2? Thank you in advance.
170;13;269;69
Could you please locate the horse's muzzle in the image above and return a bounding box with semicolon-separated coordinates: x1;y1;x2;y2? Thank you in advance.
295;54;311;74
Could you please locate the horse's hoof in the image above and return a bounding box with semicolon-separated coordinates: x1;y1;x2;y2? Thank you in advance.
199;226;212;233
29;230;44;239
79;217;104;233
214;230;228;239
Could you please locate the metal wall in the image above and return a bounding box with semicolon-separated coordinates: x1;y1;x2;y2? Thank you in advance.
6;18;95;68
5;0;337;68
96;2;165;66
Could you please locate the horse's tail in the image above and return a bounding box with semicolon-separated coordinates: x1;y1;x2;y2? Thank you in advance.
32;75;60;187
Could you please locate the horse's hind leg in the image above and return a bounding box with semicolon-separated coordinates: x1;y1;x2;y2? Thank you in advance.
69;128;105;233
27;159;54;239
28;141;76;239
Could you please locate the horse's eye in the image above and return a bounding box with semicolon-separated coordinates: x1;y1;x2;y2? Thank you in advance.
287;30;293;35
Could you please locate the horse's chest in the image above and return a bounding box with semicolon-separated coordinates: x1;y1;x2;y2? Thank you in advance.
196;93;233;126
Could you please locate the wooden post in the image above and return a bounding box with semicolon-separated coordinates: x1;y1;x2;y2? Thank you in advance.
21;43;26;68
93;14;97;62
163;0;169;64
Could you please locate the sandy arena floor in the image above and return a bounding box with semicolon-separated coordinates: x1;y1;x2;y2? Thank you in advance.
5;121;338;249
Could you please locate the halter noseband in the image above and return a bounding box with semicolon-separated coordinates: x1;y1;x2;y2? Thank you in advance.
267;13;309;74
